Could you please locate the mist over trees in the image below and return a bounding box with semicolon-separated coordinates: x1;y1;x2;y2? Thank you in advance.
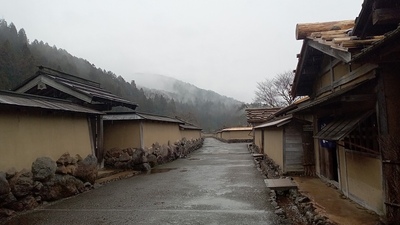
0;19;246;132
253;71;297;107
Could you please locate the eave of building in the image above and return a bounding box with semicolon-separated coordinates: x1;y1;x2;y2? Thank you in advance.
245;107;281;123
353;0;400;38
0;90;103;115
292;20;385;98
14;69;138;110
352;25;400;63
103;112;184;124
179;124;202;130
290;79;377;114
15;75;93;103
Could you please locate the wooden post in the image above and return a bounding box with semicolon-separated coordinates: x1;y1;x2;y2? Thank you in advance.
296;20;354;40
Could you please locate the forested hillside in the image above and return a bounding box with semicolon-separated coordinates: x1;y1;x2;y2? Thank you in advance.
0;19;247;131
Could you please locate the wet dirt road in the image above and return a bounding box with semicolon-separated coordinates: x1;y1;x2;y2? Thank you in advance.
4;138;284;225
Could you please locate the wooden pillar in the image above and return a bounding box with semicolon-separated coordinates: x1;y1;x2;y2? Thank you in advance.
95;115;104;164
140;121;144;149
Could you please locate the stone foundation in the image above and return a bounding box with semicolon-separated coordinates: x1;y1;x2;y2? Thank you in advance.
104;138;204;171
0;138;203;222
0;154;97;221
247;144;335;225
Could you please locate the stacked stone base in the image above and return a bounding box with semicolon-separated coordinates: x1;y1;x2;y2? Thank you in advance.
104;138;204;171
248;144;334;225
0;153;97;221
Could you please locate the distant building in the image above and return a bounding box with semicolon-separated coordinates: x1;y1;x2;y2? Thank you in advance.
216;127;253;143
103;112;202;151
245;107;280;127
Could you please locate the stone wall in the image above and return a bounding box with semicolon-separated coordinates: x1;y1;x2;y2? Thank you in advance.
248;143;334;225
0;153;97;220
104;138;204;171
0;138;204;222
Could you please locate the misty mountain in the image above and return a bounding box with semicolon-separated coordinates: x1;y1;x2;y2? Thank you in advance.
131;73;243;106
0;19;247;131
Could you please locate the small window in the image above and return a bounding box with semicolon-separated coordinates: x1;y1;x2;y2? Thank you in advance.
343;113;379;155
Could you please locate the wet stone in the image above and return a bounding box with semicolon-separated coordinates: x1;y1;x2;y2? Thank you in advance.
275;208;285;216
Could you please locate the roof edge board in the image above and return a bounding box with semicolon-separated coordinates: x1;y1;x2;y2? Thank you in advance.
14;76;42;93
307;40;352;63
42;76;93;103
292;40;310;97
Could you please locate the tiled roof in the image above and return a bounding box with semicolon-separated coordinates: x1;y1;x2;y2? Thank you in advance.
14;67;138;110
306;25;384;55
254;115;293;129
179;124;202;130
103;112;183;124
245;108;281;123
0;91;102;115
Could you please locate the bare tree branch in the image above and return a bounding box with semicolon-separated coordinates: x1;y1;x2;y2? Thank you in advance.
253;71;297;107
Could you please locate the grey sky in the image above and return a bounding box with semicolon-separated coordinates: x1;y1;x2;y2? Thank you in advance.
1;0;362;103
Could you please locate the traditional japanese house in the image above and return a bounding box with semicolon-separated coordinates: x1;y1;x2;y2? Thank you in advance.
245;107;281;127
253;112;312;174
216;127;253;143
0;91;102;171
102;112;185;150
246;107;280;152
291;0;400;220
13;66;138;163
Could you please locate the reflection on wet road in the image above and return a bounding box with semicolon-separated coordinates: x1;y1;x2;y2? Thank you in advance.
4;138;285;225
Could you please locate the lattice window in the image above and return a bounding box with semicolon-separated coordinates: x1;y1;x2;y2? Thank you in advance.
343;113;379;155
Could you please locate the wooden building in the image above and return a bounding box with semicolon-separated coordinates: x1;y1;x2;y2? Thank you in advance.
291;0;400;220
254;115;311;173
245;107;280;127
0;91;102;171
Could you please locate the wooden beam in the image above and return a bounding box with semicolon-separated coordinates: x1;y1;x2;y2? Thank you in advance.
307;41;351;62
321;34;349;41
372;8;400;25
310;29;349;39
341;38;383;48
332;63;378;88
340;94;376;102
296;20;354;40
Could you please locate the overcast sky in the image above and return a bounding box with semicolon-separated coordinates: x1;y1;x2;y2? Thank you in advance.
1;0;363;103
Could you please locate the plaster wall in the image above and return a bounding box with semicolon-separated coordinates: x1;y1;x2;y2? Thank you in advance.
103;120;141;150
142;122;181;147
221;130;252;140
180;130;201;140
264;127;284;169
254;129;262;149
345;152;384;214
0;110;92;171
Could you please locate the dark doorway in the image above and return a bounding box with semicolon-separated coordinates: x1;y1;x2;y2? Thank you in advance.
319;146;339;182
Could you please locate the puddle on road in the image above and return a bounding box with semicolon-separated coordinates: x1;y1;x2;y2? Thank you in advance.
150;168;177;174
185;197;251;210
187;158;200;160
